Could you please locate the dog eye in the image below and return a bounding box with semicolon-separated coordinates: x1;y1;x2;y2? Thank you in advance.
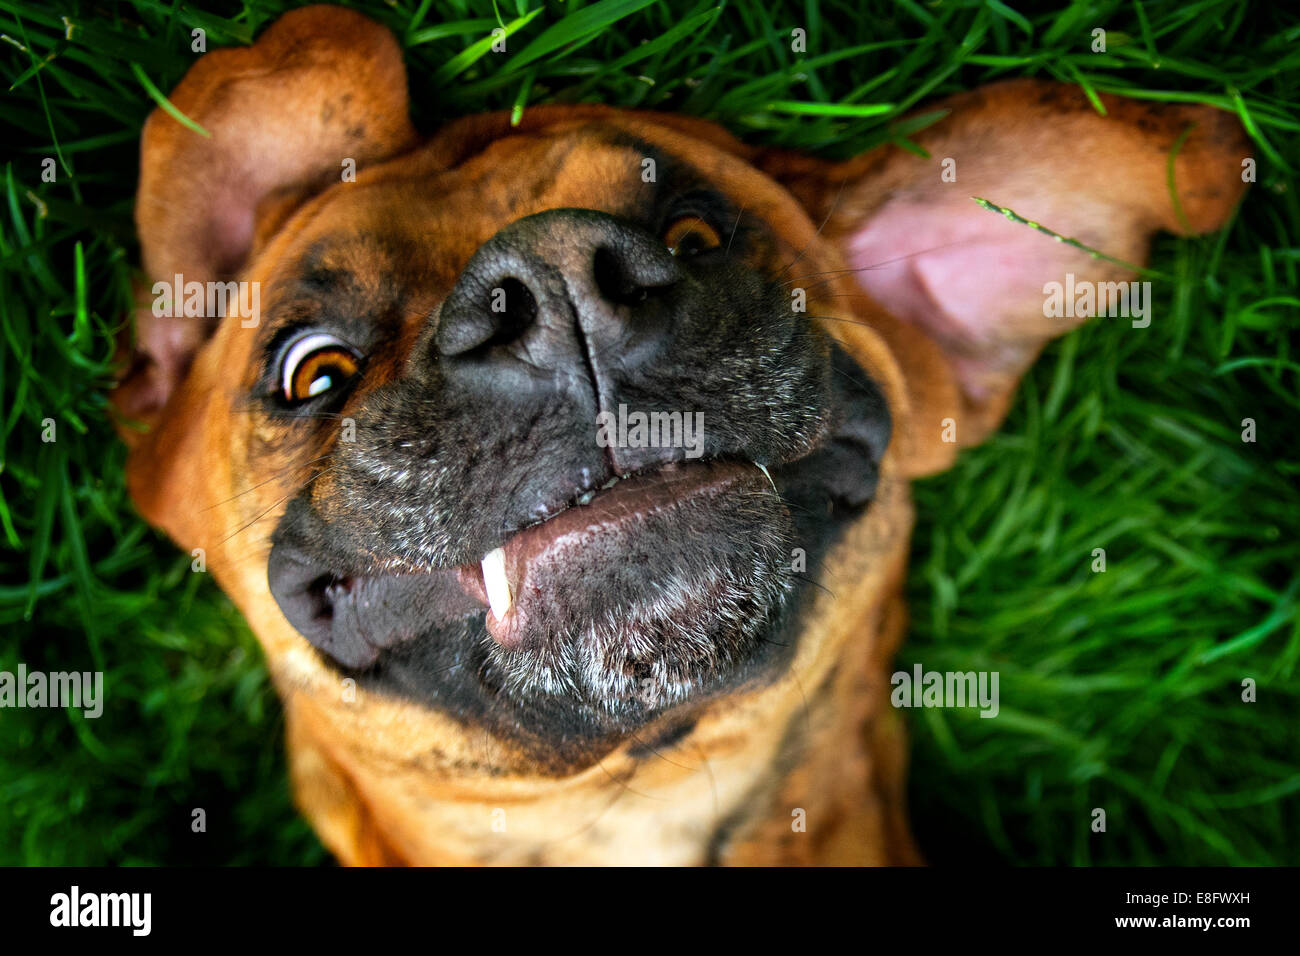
280;332;361;403
663;216;722;257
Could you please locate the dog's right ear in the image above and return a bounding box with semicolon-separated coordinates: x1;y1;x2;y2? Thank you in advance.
113;5;417;437
759;80;1248;476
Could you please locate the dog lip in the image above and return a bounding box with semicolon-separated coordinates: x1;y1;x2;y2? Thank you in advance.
267;542;483;669
455;459;767;648
511;460;685;537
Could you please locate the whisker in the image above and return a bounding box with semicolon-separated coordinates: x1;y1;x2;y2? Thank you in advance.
781;238;980;292
777;177;848;281
596;757;663;801
689;741;720;823
786;664;816;755
202;455;333;511
626;729;697;771
793;573;836;599
539;781;630;849
724;202;747;257
217;467;334;545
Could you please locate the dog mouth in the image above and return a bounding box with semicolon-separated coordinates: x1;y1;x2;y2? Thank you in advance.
455;459;770;649
269;454;798;715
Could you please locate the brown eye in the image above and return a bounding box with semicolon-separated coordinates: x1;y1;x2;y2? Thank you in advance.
663;216;722;256
281;332;361;403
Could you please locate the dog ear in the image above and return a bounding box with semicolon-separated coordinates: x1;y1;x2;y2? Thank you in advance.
113;5;417;435
761;79;1249;475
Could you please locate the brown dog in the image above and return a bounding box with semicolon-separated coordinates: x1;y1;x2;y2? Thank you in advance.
113;6;1248;865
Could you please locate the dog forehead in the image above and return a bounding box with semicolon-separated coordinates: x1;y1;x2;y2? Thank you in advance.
423;105;760;180
238;114;792;334
249;124;672;295
284;109;809;253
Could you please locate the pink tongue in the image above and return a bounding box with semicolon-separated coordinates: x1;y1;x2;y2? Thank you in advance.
462;461;757;649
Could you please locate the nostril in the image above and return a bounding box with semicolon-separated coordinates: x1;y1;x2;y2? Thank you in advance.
593;246;650;307
437;268;541;358
488;277;538;346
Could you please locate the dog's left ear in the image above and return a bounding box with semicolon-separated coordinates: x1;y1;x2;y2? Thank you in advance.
762;79;1249;474
114;5;417;435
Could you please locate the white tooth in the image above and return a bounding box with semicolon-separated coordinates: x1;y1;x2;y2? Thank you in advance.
578;490;596;505
754;461;778;492
600;476;619;490
481;548;512;620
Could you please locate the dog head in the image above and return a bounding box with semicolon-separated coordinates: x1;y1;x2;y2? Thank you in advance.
115;6;1247;862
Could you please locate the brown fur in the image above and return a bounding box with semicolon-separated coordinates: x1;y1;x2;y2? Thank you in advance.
114;6;1248;864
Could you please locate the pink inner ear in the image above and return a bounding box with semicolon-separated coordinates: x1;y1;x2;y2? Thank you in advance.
846;200;1070;396
208;195;256;279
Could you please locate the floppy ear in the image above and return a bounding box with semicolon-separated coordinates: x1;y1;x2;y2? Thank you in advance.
113;4;417;436
764;79;1249;475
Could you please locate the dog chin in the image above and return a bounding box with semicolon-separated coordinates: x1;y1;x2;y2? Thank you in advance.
478;473;796;714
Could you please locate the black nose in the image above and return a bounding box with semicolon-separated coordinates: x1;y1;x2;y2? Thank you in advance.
435;209;681;386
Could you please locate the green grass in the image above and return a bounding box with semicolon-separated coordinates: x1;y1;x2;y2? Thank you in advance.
1;0;1296;865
